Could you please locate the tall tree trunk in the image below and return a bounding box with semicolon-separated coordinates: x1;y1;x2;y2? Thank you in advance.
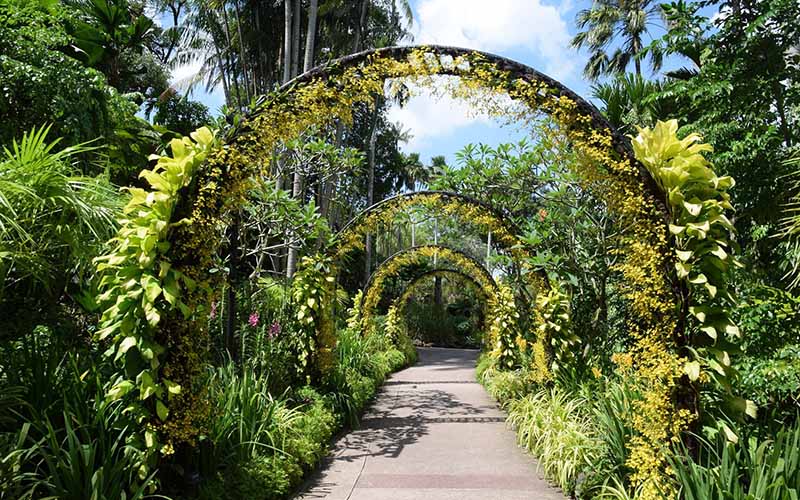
214;44;231;104
291;0;301;78
253;4;263;93
363;99;380;285
321;121;345;226
233;0;252;102
396;225;403;252
486;231;492;268
288;0;321;265
434;276;442;306
282;0;292;83
352;0;369;53
285;161;304;278
303;0;318;73
219;5;243;108
280;0;294;277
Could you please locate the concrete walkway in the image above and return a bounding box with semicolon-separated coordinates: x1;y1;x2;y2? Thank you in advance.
295;347;565;500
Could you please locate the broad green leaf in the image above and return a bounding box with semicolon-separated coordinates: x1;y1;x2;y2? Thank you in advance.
156;399;169;421
119;336;137;354
108;380;134;400
145;429;156;449
164;379;181;397
684;361;701;381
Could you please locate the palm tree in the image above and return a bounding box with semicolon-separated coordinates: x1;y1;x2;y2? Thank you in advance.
0;125;120;335
571;0;664;80
591;73;667;133
778;152;800;288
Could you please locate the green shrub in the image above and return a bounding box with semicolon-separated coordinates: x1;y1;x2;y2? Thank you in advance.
482;369;529;405
670;421;800;499
506;388;601;495
733;285;800;423
395;331;418;366
199;453;302;500
286;387;337;469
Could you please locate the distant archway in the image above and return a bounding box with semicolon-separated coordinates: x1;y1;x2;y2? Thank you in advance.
360;244;498;330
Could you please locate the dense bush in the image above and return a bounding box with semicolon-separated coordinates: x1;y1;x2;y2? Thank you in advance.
0;327;154;499
404;299;483;348
670;422;800;499
193;325;416;499
733;284;800;424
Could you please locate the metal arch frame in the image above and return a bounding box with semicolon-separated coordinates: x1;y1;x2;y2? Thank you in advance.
359;244;499;323
332;190;550;288
239;44;668;221
394;268;491;312
334;190;522;243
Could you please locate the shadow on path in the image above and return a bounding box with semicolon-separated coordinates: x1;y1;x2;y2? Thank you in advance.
295;347;565;500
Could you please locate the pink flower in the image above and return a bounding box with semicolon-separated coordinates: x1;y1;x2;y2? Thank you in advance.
209;301;218;319
538;208;548;222
269;321;281;338
248;312;260;328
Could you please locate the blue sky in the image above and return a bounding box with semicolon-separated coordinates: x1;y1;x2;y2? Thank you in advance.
180;0;688;166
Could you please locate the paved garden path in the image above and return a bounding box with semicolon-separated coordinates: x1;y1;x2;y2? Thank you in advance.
295;347;566;500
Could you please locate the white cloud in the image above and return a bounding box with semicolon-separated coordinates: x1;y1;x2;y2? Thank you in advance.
387;92;486;152
411;0;576;80
386;77;515;152
385;0;578;154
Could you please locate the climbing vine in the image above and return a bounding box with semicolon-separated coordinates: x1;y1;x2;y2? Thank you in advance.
632;120;752;423
532;287;576;382
94;128;217;461
290;254;337;376
487;283;522;369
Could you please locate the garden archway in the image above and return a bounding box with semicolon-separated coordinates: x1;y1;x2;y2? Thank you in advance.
328;190;548;306
395;268;492;310
391;268;492;347
359;244;499;329
94;45;742;495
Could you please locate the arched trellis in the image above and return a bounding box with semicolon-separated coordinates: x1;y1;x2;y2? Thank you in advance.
392;268;492;340
395;268;492;311
361;245;524;369
359;244;498;330
328;190;547;296
92;45;741;495
385;268;492;348
333;191;519;256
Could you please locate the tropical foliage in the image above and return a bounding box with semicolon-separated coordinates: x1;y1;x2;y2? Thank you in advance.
1;0;799;498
